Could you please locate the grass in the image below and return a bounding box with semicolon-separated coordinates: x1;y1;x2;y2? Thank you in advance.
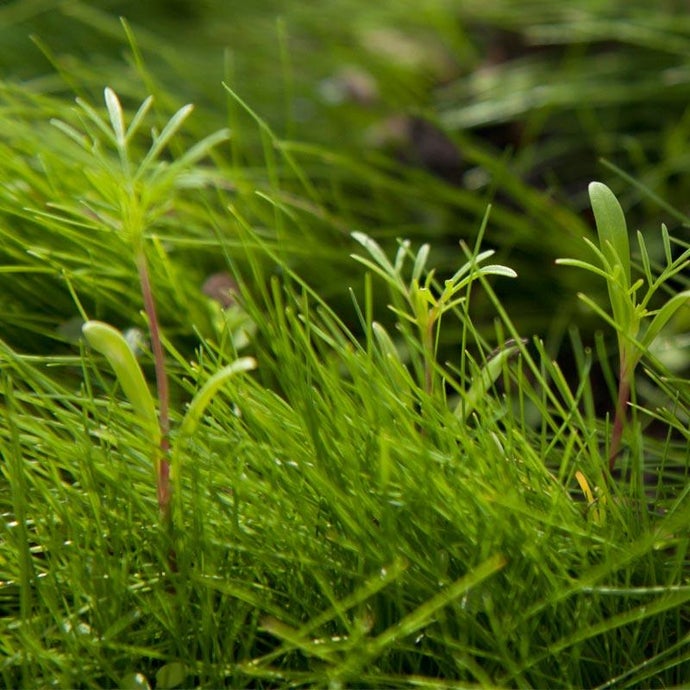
1;2;690;688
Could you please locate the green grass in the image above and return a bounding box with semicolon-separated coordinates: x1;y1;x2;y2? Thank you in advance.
2;2;690;688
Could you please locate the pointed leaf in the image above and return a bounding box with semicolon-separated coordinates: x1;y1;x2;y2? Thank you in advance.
448;249;495;285
75;96;118;145
139;103;194;173
662;224;672;266
555;258;613;281
478;264;517;279
172;128;230;167
352;231;397;277
640;290;690;351
411;243;430;282
394;240;411;273
637;230;653;287
350;254;405;294
126;95;154;142
104;87;126;148
50;118;89;148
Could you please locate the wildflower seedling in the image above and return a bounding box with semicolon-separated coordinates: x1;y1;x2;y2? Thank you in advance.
557;181;690;471
52;88;256;528
351;213;517;414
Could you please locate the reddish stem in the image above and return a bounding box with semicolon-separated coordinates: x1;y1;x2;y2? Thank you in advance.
608;364;631;472
136;253;171;518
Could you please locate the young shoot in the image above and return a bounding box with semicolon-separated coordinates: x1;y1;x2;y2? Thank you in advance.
52;88;242;527
351;226;516;401
557;181;690;471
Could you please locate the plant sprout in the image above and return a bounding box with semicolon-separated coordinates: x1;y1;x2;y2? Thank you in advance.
351;218;517;409
53;88;256;527
557;181;690;471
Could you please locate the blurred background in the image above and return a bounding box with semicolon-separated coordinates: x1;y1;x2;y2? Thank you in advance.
2;0;690;358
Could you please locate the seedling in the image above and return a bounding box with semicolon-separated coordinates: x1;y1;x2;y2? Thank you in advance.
557;181;690;471
52;88;256;524
351;218;517;409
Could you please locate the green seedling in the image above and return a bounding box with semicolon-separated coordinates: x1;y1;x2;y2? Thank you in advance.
51;87;248;524
351;222;516;406
557;181;690;471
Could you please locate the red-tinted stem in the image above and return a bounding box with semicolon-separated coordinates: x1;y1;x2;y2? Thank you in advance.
609;368;631;472
136;253;171;518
